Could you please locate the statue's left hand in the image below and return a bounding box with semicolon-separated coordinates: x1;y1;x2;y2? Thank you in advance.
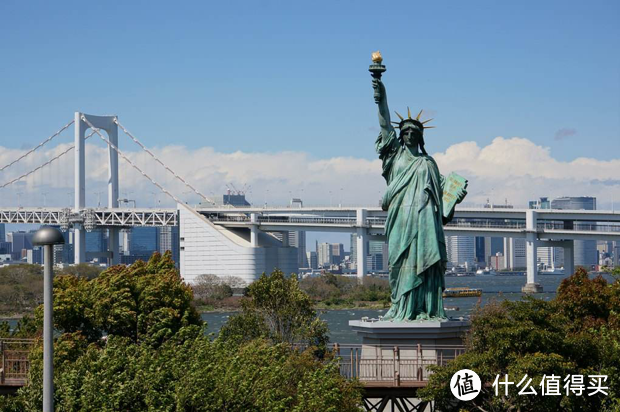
456;187;467;204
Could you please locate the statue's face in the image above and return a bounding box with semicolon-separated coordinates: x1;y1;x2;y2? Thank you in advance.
401;127;422;148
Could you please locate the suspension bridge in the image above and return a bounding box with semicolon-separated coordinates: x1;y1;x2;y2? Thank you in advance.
1;113;619;289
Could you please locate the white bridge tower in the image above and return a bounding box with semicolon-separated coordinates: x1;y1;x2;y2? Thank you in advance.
74;112;120;265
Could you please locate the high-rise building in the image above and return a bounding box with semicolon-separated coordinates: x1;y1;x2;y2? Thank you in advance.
550;196;597;268
27;247;43;264
503;237;526;270
289;231;308;268
128;227;159;262
369;240;389;271
0;223;5;242
350;234;357;266
306;251;318;269
330;243;345;265
536;246;564;269
483;236;504;266
54;230;73;265
271;231;308;268
223;192;251;207
474;237;486;265
529;197;551;210
158;226;180;265
446;236;475;267
7;231;35;261
317;242;333;267
0;241;12;255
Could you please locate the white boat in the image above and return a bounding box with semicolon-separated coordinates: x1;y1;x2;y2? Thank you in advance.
476;268;497;276
540;268;565;275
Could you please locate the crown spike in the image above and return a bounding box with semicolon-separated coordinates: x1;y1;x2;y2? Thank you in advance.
416;109;423;121
422;118;434;124
390;121;400;125
394;111;404;121
423;126;435;129
407;107;412;119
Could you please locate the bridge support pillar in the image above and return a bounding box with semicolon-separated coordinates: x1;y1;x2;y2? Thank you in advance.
356;209;368;280
250;213;258;247
74;227;86;264
74;112;119;265
108;228;119;265
564;240;574;276
522;210;542;294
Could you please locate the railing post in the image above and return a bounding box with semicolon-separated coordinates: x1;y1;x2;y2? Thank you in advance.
354;347;358;380
393;346;399;386
417;343;423;381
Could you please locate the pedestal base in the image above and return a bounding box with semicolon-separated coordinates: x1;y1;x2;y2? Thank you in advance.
521;283;543;294
348;319;470;383
349;319;470;347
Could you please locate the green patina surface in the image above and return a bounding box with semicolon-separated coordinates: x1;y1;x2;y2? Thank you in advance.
371;57;467;321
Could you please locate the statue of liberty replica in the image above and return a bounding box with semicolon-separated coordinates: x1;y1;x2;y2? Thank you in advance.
370;52;467;322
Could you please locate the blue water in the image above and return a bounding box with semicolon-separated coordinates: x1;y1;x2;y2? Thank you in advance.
3;274;614;343
202;274;583;343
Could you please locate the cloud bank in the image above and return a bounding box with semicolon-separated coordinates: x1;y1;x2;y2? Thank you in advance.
0;136;618;210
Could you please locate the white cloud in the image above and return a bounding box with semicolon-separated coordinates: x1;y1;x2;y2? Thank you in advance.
0;136;618;210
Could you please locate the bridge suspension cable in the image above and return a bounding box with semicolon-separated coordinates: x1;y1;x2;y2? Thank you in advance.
0;130;96;189
114;118;215;205
0;120;74;172
81;116;185;206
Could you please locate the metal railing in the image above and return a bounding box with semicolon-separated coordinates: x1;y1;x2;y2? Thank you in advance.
211;214;620;235
0;338;35;387
328;343;465;386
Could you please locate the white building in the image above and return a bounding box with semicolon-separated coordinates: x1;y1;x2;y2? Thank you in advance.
178;204;298;285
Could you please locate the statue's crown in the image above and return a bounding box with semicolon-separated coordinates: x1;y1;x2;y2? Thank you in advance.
391;108;434;131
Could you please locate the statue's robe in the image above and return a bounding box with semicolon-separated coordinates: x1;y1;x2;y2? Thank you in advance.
376;129;447;321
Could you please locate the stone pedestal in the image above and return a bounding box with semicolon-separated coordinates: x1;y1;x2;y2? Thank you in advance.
348;319;470;383
521;283;543;293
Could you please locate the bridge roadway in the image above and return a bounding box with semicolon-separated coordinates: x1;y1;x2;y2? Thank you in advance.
2;205;619;292
2;206;619;237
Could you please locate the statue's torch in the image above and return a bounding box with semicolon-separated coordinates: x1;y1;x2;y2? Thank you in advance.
369;51;386;79
369;51;386;103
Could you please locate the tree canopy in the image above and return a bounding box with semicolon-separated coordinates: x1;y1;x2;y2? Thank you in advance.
419;268;620;411
218;269;329;349
1;259;361;411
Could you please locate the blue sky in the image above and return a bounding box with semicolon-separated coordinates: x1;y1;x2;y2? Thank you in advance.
0;0;618;161
1;1;619;250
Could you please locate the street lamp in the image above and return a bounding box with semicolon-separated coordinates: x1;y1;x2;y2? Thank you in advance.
32;226;65;412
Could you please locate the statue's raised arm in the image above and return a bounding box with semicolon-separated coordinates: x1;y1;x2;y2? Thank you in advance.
372;78;394;140
369;51;395;141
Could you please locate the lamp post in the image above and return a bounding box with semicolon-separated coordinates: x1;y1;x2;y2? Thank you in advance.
32;226;65;412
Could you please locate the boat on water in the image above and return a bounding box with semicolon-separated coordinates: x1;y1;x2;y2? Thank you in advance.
476;268;497;276
443;287;483;298
540;268;565;275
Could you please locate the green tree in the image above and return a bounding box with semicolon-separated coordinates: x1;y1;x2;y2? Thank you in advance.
46;251;202;346
3;258;362;411
419;268;620;411
0;264;43;316
219;269;328;349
